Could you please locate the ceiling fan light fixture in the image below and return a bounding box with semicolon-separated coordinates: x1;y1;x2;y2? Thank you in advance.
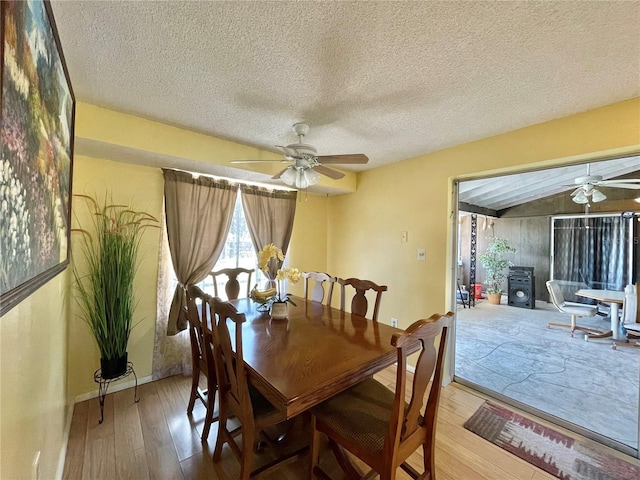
280;166;297;186
591;189;607;203
572;190;589;204
294;167;320;189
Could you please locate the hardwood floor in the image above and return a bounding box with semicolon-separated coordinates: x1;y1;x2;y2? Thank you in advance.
64;366;601;479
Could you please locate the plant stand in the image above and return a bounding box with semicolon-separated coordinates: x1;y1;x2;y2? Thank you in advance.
93;362;139;424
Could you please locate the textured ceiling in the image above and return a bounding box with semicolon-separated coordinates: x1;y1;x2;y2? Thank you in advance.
50;0;640;176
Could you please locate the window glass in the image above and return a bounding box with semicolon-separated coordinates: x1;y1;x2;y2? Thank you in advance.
199;192;262;297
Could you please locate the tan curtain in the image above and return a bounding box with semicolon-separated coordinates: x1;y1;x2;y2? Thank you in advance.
153;213;191;379
240;185;297;279
163;169;238;335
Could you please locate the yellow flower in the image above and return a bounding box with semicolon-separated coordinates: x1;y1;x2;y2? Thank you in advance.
276;267;301;284
257;243;286;273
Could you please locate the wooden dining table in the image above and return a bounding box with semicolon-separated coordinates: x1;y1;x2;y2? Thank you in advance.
229;296;407;419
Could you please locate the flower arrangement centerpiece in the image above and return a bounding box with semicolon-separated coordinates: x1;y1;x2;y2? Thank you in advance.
252;243;301;318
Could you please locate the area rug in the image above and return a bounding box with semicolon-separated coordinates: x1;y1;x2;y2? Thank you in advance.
463;401;640;480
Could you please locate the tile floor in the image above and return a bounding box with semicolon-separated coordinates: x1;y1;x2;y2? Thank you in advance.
454;297;639;453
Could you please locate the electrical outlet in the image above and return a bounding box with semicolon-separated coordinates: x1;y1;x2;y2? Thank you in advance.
390;317;398;328
417;248;425;261
32;451;40;480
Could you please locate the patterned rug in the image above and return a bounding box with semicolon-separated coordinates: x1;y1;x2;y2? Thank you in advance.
463;401;640;480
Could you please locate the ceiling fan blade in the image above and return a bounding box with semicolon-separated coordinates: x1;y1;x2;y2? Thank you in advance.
276;145;300;158
230;159;284;164
597;179;640;184
602;183;640;190
272;168;289;180
313;164;345;180
597;182;640;189
316;154;369;164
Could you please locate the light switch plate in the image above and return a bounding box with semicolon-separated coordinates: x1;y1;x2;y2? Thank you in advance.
417;248;425;261
401;231;408;243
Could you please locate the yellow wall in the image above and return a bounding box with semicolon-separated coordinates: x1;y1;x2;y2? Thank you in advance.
327;98;640;329
1;272;70;479
288;193;329;296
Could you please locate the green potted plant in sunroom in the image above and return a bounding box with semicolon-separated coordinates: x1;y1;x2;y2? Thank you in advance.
72;194;158;379
478;236;516;305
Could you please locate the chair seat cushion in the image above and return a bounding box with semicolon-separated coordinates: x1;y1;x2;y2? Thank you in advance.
561;303;597;316
312;378;401;455
623;323;640;334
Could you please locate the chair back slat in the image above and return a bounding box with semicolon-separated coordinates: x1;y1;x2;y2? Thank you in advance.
388;313;452;450
338;277;388;322
210;297;253;425
185;285;211;373
546;280;566;307
303;272;337;305
623;284;637;324
211;268;255;300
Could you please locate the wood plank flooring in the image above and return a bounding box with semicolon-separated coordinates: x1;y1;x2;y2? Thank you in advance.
62;367;628;479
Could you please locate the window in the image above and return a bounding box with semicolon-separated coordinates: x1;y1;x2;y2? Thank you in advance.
198;192;267;297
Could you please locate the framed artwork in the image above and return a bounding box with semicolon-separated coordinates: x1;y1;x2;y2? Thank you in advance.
1;0;75;316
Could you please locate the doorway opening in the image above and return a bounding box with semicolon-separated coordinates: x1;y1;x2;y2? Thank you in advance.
452;155;640;457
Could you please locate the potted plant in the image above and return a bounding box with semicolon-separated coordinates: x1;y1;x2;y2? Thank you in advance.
72;194;158;379
478;236;516;305
256;243;301;319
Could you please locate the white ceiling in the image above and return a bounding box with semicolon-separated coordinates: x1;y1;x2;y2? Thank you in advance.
50;0;640;179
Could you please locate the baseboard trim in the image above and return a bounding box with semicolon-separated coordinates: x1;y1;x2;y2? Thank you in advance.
74;374;153;403
55;401;75;480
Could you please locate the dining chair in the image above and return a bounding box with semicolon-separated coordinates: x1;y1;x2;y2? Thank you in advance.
210;267;254;300
338;277;388;322
303;271;337;305
612;284;640;349
210;297;301;479
309;311;453;480
184;285;218;442
546;280;604;337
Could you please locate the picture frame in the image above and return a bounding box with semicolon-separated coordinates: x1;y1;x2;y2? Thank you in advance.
1;0;75;316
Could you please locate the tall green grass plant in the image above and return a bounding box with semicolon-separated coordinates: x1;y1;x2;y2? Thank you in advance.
73;194;158;361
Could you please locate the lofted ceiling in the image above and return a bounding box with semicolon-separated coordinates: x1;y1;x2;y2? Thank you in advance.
49;1;640;192
458;156;640;212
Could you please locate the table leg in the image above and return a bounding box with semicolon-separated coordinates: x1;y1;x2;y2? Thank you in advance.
610;303;621;340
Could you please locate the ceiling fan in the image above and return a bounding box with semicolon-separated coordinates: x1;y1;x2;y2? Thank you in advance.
570;164;640;204
230;123;368;188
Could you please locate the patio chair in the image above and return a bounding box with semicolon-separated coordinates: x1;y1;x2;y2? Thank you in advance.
546;280;604;337
612;284;640;349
